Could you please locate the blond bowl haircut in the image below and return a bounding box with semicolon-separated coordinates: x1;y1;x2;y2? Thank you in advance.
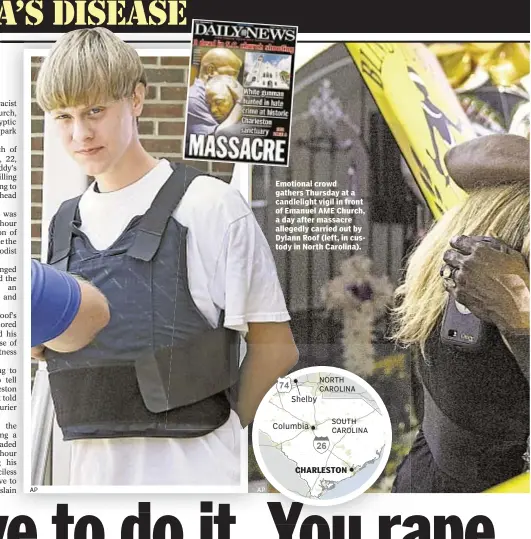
36;27;146;113
391;182;530;356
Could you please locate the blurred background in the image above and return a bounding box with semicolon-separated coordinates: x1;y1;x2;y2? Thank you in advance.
248;41;530;492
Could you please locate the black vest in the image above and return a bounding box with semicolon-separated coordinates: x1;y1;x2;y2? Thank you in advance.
45;163;240;441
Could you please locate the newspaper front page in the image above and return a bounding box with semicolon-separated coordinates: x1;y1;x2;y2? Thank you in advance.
184;19;297;166
0;5;530;537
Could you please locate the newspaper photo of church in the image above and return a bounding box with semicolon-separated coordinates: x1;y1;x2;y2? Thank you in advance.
244;52;292;90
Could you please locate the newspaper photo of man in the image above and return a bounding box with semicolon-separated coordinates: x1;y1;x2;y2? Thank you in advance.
30;27;298;489
186;48;244;138
184;21;296;166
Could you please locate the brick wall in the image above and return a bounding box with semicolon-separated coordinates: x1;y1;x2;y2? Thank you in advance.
31;55;235;260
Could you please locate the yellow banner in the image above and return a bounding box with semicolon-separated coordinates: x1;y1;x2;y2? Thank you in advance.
345;43;475;220
484;472;530;493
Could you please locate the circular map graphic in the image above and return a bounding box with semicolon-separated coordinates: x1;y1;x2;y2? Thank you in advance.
252;366;392;506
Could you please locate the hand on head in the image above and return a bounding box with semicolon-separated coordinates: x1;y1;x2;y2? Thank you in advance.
440;134;530;335
441;235;530;335
205;75;243;123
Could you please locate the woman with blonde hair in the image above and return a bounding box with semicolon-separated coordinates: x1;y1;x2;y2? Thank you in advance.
391;134;530;493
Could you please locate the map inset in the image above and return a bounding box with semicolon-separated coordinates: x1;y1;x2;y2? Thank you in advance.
252;366;392;505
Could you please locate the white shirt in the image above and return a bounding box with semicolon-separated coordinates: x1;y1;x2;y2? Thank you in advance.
68;159;289;487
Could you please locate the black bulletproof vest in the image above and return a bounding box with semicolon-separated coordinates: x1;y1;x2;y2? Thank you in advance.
418;321;529;486
45;162;240;441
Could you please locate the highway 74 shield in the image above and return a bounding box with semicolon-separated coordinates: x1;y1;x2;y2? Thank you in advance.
276;377;292;393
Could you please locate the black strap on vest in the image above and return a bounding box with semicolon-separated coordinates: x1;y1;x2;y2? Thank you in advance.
127;163;202;261
48;162;205;267
48;196;82;271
